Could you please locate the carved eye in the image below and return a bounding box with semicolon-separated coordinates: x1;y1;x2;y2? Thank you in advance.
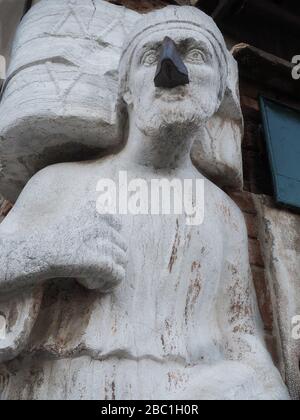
141;50;158;66
186;49;205;64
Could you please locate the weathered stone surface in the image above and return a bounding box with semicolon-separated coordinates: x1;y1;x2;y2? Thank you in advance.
0;287;43;364
0;0;243;203
254;195;300;400
0;0;140;202
0;5;287;400
251;266;274;334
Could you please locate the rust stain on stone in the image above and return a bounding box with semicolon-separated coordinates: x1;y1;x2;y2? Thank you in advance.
165;319;171;337
111;317;117;334
161;334;166;351
186;231;192;248
228;272;255;335
219;202;232;224
191;261;201;273
28;280;96;352
167;371;188;390
168;219;180;273
112;380;116;400
104;375;116;401
185;263;202;324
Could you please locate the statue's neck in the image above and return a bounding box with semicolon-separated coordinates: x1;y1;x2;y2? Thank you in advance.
121;121;198;172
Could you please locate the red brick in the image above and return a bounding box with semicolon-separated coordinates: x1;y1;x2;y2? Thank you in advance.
251;266;273;333
242;149;273;196
228;191;257;214
249;238;264;267
239;80;260;100
241;95;260;112
264;333;280;368
244;212;259;239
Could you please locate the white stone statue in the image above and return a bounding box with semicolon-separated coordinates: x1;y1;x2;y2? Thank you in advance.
0;6;289;400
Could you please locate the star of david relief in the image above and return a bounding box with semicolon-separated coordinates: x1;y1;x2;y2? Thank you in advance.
45;62;83;111
44;1;130;107
0;0;140;204
49;1;127;44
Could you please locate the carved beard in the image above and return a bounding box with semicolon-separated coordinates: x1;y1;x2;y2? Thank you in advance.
133;94;213;138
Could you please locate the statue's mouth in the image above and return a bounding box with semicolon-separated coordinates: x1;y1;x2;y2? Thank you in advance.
154;86;188;102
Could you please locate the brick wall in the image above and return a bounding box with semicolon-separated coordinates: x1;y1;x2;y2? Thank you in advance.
226;78;286;366
234;73;300;367
228;190;279;366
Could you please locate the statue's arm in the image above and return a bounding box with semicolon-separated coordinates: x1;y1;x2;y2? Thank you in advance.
0;165;127;294
219;202;289;400
0;165;127;362
0;168;54;362
0;169;54;293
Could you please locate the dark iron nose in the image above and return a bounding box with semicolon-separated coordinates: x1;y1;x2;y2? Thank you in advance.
154;37;189;89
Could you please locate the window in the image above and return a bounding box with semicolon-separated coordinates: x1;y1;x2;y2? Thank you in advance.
260;97;300;209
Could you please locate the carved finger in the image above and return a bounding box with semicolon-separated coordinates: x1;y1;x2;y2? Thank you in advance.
101;262;126;291
81;225;127;253
77;260;125;291
101;215;122;233
100;242;128;267
106;230;128;253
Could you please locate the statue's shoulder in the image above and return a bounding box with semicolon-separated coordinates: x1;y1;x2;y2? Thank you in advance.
25;162;84;194
12;162;79;213
6;155;119;224
16;158;107;207
25;155;114;193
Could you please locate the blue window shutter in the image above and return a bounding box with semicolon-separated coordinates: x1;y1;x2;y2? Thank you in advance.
260;97;300;209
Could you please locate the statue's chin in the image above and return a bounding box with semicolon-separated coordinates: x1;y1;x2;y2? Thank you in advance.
135;110;205;138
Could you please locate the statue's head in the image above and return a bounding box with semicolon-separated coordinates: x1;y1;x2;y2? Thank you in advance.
118;6;236;137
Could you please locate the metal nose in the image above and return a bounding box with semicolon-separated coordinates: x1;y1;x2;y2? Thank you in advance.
154;37;189;89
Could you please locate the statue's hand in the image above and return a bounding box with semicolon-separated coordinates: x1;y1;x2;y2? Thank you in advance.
75;215;128;293
0;213;127;295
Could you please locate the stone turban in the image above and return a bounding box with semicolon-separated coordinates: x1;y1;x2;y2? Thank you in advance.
119;5;234;109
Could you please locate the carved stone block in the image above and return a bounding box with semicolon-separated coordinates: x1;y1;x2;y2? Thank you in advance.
0;0;139;202
0;0;243;203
